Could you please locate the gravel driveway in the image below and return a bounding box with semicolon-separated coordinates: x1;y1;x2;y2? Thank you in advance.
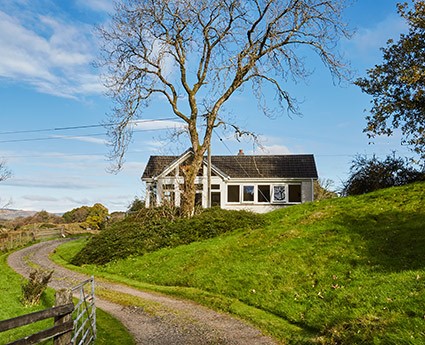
7;239;277;345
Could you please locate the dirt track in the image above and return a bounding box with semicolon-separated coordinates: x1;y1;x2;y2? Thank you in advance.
7;239;277;345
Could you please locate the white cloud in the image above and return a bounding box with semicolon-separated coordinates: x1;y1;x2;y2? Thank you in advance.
22;195;59;202
2;177;107;190
347;14;407;63
51;135;107;145
0;8;103;98
76;0;114;13
131;119;187;131
257;144;292;155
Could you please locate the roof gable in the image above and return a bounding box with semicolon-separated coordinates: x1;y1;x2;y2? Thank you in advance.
142;152;318;180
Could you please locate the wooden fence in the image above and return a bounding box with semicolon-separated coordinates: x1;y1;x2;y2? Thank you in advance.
0;277;96;345
0;228;61;252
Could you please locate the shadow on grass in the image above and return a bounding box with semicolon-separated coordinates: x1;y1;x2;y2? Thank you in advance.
339;210;425;272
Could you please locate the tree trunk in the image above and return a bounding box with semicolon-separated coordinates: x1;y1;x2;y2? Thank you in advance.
180;149;205;217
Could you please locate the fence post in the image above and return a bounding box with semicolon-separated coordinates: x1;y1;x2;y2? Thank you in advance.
54;289;73;345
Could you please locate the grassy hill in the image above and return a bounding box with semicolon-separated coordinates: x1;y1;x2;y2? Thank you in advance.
54;182;425;344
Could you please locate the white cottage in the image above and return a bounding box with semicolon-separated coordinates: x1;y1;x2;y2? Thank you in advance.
142;149;318;213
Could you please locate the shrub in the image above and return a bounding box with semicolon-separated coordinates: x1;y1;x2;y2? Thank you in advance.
343;154;424;196
71;207;265;266
22;269;53;306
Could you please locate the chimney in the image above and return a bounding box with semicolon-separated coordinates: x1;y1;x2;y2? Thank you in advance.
238;149;244;156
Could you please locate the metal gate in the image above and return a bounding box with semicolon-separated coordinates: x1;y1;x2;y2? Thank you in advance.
71;276;96;345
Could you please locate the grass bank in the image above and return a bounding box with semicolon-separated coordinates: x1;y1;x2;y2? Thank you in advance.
53;182;425;344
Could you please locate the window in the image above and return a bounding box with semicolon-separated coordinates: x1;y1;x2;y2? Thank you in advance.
195;193;203;206
211;192;221;206
211;184;220;190
163;191;175;204
243;185;254;202
258;185;270;202
227;185;240;202
273;185;286;203
288;184;302;202
162;184;175;204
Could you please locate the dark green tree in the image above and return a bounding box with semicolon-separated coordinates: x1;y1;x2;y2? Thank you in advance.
343;153;424;196
355;1;425;160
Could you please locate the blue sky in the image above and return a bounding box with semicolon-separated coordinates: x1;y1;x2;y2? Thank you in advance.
0;0;414;213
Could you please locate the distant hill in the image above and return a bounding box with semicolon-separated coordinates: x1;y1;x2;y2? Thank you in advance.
0;209;37;220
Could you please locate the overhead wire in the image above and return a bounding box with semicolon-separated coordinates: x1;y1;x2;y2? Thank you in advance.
0;118;186;144
0;117;179;136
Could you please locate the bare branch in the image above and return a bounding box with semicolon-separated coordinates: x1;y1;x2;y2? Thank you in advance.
0;160;11;182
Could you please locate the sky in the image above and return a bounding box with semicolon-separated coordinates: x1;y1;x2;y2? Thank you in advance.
0;0;415;213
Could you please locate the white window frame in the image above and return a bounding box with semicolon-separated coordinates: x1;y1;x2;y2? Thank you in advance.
242;185;255;203
257;185;271;203
227;185;241;203
225;183;302;204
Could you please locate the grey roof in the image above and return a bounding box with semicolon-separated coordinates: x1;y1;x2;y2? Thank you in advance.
142;153;318;179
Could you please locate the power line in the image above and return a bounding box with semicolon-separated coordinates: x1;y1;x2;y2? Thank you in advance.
0;117;179;136
0;119;186;144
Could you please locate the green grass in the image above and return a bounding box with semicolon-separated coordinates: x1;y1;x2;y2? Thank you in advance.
53;182;425;344
0;251;134;345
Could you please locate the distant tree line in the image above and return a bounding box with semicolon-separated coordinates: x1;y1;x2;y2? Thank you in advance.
1;204;110;231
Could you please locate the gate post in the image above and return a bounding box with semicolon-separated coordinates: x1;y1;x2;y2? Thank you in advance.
54;289;73;345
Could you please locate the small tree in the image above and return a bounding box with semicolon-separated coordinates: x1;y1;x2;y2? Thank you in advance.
0;160;11;182
84;203;109;230
127;197;145;213
343;154;424;196
62;204;109;230
314;178;338;200
355;1;425;161
99;0;351;216
22;269;53;306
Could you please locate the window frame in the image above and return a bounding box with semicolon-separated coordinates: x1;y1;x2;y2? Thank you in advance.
257;185;271;203
227;185;240;203
242;185;255;203
225;183;303;204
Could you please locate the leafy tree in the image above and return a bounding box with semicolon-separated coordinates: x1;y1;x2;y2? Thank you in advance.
84;203;109;230
62;204;109;230
355;1;425;160
62;206;91;223
343;153;424;196
98;0;351;216
127;197;145;213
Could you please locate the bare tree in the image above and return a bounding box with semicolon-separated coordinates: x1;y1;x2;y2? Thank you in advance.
0;160;11;183
0;160;12;209
99;0;351;216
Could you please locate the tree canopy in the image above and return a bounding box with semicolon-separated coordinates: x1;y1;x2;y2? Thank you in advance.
62;203;109;230
355;1;425;161
99;0;351;215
